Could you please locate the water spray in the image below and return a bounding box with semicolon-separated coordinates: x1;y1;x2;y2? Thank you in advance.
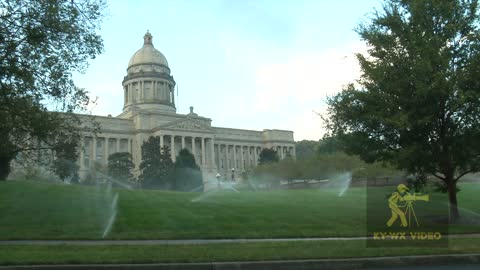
102;193;118;238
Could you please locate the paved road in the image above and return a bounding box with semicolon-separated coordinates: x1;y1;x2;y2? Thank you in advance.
1;255;479;270
0;233;479;245
366;265;479;270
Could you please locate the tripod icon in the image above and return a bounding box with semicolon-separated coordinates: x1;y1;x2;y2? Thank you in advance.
403;200;420;227
386;184;430;228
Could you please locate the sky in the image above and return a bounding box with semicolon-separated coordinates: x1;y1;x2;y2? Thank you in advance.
73;0;383;141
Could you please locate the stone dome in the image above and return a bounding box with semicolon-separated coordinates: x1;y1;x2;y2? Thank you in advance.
127;31;168;68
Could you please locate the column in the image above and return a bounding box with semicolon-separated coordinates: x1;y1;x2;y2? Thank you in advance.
104;137;109;164
126;85;129;104
116;138;120;152
254;147;259;166
224;144;228;170
129;84;133;103
79;136;84;169
201;137;206;166
128;139;132;153
181;136;185;149
153;81;157;99
240;145;244;170
92;136;97;164
191;137;196;159
160;135;164;148
210;138;215;168
172;86;175;105
233;145;237;169
171;135;176;162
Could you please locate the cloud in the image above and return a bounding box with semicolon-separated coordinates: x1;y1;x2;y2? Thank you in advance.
252;41;367;112
239;41;368;140
289;107;328;141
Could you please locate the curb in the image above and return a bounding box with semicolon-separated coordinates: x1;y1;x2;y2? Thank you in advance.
1;233;479;246
1;253;479;270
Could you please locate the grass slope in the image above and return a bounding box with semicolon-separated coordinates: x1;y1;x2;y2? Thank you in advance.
0;181;479;240
1;238;480;265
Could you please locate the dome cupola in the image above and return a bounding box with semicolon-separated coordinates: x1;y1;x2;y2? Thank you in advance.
127;31;169;70
122;31;176;113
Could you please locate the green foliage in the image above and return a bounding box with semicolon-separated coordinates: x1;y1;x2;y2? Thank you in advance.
7;163;61;183
52;137;79;182
252;150;401;190
294;140;320;160
0;0;105;180
326;0;480;221
174;149;199;169
406;173;428;193
433;181;461;193
252;164;280;189
258;148;279;165
317;136;341;155
173;149;203;191
254;154;299;189
139;136;173;189
52;159;79;183
107;152;134;182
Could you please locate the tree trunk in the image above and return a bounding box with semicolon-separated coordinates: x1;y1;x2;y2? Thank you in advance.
446;179;460;223
0;156;13;180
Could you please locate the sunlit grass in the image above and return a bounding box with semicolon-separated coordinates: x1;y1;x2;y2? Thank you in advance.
1;238;479;265
0;180;478;240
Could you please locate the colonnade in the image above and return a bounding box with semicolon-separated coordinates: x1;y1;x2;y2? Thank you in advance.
157;134;214;166
214;144;295;173
79;136;132;169
79;134;295;174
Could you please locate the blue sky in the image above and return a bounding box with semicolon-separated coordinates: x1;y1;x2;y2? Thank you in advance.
74;0;382;141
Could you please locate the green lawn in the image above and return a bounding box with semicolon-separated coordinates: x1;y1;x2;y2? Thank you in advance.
1;238;480;265
0;180;479;240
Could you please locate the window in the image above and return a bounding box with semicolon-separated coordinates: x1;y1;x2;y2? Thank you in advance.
84;157;90;168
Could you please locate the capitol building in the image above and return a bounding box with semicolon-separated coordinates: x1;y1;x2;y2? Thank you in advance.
78;32;295;186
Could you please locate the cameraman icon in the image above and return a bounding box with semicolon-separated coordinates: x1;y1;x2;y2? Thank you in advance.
386;184;430;228
386;184;409;227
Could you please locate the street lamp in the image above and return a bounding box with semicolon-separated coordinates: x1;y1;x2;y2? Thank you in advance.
216;172;221;188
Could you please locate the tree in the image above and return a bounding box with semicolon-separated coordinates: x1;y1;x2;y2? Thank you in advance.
317;136;341;155
139;136;173;189
0;0;105;180
52;137;79;183
108;152;134;182
326;0;480;222
173;149;203;191
295;140;320;160
258;148;279;165
276;156;302;183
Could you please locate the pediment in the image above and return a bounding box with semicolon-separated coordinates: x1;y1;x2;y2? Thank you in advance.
159;118;212;132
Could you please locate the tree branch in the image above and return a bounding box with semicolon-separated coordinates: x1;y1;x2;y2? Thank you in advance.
454;170;474;182
432;172;446;181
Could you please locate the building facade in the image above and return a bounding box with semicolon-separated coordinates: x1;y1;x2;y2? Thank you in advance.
78;32;295;188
